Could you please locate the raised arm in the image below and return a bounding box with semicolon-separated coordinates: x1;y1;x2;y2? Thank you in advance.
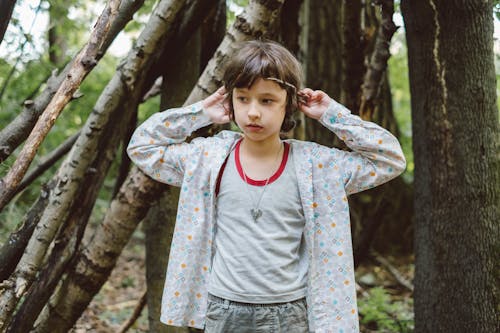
127;101;212;186
127;87;230;186
299;89;406;195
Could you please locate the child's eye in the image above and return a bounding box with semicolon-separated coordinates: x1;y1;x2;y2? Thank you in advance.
237;96;248;102
261;99;274;104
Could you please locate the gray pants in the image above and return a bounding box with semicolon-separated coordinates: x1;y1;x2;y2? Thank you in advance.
204;294;309;333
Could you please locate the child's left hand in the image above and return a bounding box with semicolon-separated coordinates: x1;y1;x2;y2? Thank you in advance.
298;88;332;120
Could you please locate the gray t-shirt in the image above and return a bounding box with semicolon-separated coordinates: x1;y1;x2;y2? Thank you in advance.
208;141;308;303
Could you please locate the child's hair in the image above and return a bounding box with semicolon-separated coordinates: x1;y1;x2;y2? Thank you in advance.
223;40;303;132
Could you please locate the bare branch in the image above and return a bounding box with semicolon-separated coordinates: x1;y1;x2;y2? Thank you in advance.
13;132;79;197
359;0;398;120
0;0;146;163
118;291;147;333
0;0;122;214
370;250;414;292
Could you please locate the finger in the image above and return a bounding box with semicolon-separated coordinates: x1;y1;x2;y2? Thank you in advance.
300;88;314;95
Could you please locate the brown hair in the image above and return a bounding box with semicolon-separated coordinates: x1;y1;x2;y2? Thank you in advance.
223;40;303;132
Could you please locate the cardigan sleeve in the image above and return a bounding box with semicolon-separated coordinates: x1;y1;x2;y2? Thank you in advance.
318;99;406;195
126;101;212;186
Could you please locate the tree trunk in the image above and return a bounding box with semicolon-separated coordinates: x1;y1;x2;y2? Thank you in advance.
0;0;16;46
31;169;166;333
302;0;343;146
401;1;499;331
341;0;364;113
145;29;202;333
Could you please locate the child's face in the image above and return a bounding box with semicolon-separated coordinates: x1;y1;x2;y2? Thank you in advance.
232;78;287;143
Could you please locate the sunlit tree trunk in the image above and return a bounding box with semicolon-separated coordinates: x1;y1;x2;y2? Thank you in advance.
402;0;499;331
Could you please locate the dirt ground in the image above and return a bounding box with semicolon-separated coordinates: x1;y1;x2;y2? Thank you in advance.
72;228;414;333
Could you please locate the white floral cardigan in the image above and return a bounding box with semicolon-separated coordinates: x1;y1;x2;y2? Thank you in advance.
127;99;406;333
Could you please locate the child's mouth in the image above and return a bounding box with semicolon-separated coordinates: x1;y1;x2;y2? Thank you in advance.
246;124;263;131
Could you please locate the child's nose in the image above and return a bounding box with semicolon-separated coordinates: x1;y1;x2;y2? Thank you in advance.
247;102;260;118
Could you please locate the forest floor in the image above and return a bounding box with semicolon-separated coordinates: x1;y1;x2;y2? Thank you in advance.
71;225;415;333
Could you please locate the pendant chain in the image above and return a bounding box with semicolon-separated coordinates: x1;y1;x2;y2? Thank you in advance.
241;142;283;222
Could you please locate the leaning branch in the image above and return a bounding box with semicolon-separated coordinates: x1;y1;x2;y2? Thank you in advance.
0;0;145;163
13;132;79;197
0;0;121;213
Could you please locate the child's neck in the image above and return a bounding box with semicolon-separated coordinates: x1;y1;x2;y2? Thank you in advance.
240;136;282;159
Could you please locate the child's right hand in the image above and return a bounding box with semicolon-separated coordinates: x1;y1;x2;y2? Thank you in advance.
202;86;231;124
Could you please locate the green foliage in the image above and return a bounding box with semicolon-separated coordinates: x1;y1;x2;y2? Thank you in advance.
124;0;160;35
358;287;414;332
388;30;414;183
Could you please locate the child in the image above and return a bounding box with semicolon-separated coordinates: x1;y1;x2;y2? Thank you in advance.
127;40;406;333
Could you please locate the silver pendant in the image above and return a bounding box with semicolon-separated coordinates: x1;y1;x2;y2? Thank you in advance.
251;208;262;222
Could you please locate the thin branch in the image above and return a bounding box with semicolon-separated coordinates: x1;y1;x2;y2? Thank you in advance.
0;0;121;213
13;131;79;197
371;250;414;292
118;291;147;333
359;0;398;120
0;0;44;102
0;0;145;164
0;181;54;282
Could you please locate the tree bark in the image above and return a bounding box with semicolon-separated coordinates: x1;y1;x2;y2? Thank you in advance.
14;132;79;197
0;0;121;213
0;0;145;164
0;181;55;282
302;0;343;146
359;0;398;120
0;0;16;46
401;0;499;331
341;0;364;113
31;169;166;333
